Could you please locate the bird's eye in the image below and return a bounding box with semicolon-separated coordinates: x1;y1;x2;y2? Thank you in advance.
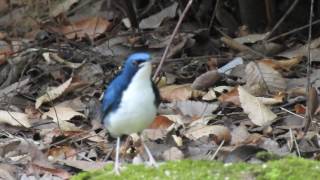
133;60;144;66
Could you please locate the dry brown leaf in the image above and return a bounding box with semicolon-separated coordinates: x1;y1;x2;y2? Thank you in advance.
184;125;231;143
160;84;205;102
149;116;173;129
41;107;85;130
59;17;112;40
294;104;306;114
244;61;286;96
238;86;277;126
0;110;30;128
191;70;221;90
35;77;72;109
260;56;303;71
48;145;77;160
218;87;240;105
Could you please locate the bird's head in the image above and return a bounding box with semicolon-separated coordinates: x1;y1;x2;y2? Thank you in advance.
123;52;152;74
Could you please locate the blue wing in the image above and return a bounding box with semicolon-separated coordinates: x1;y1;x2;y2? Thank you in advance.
102;80;123;115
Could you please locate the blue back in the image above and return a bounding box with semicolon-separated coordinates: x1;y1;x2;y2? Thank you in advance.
101;53;151;117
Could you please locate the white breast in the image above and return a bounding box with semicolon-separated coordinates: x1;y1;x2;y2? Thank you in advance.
104;62;157;137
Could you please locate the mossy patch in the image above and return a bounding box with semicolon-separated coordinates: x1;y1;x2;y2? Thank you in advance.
72;157;320;180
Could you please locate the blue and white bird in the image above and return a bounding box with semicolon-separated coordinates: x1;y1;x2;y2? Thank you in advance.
101;52;159;174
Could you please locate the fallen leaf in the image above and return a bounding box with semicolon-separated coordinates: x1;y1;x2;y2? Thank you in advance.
142;129;167;140
244;61;286;96
31;163;70;179
56;17;112;40
35;77;72;109
47;145;77;160
260;56;303;72
57;159;109;171
218;87;240;105
160;84;205;102
202;88;217;100
0;110;30;128
162;147;184;161
238;86;277;126
41;107;85;130
139;2;178;29
149;116;173;129
174;100;219;119
294;104;306;114
223;145;266;163
184;125;231;144
191;70;221;90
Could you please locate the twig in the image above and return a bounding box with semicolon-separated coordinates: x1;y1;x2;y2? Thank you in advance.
263;0;299;40
304;0;314;133
152;0;194;80
267;19;320;42
208;0;220;32
210;139;225;160
279;107;304;119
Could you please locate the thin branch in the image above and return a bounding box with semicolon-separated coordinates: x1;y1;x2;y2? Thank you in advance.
304;0;314;133
267;19;320;42
153;0;194;80
263;0;299;40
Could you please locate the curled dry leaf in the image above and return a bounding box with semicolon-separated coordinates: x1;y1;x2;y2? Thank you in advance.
160;84;205;102
191;70;221;90
149;116;173;129
41;107;85;130
218;87;240;106
0;110;31;128
294;104;306;114
244;61;286;96
238;86;277;126
184;125;231;144
260;56;303;72
57;17;112;40
35;78;72;109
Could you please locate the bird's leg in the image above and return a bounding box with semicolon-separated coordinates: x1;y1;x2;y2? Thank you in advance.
141;137;158;167
114;136;121;175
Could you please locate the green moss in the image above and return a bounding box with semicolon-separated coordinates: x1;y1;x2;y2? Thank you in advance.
72;157;320;180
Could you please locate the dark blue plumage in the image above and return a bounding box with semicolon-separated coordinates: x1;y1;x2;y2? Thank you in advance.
101;53;151;116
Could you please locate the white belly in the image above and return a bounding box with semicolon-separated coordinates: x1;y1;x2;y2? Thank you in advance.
104;63;157;137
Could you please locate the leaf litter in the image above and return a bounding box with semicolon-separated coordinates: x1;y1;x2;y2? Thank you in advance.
0;0;320;179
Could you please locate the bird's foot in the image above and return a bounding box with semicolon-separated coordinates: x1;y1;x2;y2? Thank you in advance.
146;157;158;168
113;164;121;175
